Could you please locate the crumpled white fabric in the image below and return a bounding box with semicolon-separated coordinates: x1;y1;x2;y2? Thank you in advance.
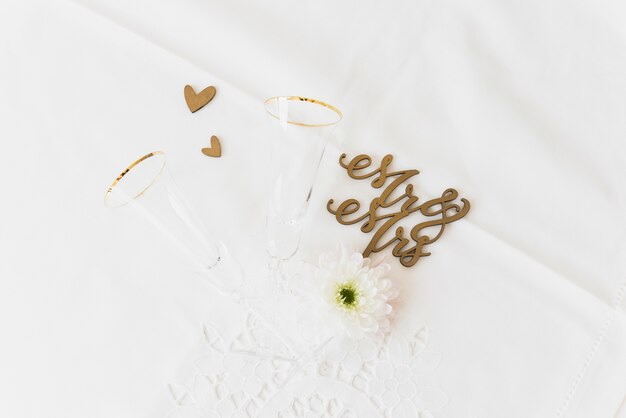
0;0;625;417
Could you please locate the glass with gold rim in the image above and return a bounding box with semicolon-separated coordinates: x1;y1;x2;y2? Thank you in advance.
264;96;343;289
104;151;242;294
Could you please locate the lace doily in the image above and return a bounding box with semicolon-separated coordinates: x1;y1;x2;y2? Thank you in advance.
166;315;448;418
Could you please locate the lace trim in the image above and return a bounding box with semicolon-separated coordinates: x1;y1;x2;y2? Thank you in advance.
166;315;448;418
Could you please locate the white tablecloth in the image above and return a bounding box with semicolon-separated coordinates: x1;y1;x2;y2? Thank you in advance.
1;0;625;417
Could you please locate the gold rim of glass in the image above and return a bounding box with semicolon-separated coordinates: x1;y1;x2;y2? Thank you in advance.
264;96;343;127
104;151;167;208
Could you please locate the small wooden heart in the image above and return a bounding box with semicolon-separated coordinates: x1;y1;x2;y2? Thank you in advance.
201;136;221;158
184;84;216;113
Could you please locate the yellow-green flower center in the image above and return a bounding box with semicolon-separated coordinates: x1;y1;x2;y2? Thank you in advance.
339;288;356;305
335;281;360;310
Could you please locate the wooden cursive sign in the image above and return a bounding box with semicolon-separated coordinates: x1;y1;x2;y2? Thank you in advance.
327;153;470;268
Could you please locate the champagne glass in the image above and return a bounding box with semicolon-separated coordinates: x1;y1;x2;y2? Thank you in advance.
264;96;342;289
104;151;301;357
104;151;242;294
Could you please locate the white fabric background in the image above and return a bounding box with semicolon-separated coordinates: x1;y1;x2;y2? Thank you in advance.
1;0;625;417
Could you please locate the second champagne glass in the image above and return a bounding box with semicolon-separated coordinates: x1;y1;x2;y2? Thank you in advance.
104;151;242;294
264;96;343;289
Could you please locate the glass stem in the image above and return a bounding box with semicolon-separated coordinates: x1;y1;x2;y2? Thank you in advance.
268;256;290;292
277;336;334;389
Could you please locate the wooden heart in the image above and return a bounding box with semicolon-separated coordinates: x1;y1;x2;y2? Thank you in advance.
201;136;221;157
184;84;216;113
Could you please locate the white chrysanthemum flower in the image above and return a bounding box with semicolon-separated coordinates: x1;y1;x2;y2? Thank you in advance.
317;244;398;339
